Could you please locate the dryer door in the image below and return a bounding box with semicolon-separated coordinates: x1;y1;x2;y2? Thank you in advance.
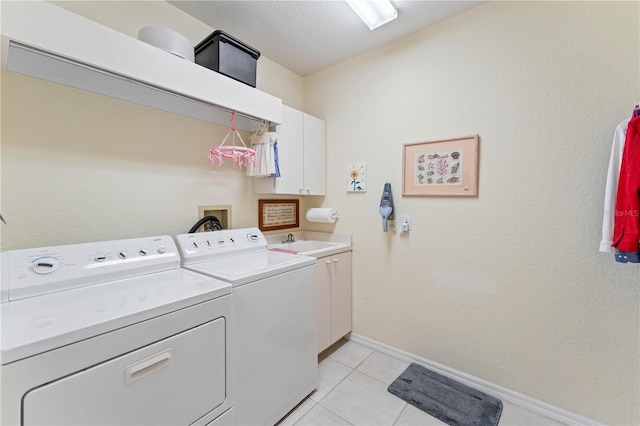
22;317;227;425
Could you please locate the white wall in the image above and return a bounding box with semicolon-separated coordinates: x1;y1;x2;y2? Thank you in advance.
304;1;639;424
0;1;305;250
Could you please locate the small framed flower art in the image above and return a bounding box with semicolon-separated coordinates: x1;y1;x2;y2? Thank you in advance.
347;163;367;192
402;135;479;197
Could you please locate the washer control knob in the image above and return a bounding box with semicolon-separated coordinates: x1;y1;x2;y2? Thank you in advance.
247;233;259;241
138;249;147;256
95;255;107;262
206;240;212;247
31;257;60;275
218;239;225;245
157;245;167;254
118;251;128;259
191;242;198;249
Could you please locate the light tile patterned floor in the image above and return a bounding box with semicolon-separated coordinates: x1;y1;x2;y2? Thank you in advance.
279;339;565;426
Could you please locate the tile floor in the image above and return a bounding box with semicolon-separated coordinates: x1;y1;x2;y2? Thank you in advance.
278;339;565;426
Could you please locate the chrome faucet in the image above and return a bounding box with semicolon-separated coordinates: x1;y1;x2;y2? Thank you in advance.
281;233;296;243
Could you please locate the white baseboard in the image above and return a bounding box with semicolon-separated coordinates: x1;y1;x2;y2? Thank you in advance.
347;333;604;426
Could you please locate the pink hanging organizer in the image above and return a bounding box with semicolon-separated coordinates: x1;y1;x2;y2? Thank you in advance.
209;111;257;169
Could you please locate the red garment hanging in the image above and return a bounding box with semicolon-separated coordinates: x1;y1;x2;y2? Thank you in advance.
612;116;640;252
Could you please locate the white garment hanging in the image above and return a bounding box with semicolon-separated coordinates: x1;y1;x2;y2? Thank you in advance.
246;131;277;177
600;118;630;252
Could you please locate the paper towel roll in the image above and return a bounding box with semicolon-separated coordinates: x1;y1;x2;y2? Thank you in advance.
306;208;339;223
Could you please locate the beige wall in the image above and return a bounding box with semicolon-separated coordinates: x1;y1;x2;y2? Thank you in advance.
304;1;639;424
1;1;305;250
2;1;639;424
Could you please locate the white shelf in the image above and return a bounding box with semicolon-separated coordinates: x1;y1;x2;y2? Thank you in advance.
1;1;282;131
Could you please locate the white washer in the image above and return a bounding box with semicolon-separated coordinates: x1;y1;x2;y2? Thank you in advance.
1;235;233;426
177;228;317;426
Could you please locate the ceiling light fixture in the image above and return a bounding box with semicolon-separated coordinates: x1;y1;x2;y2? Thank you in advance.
345;0;398;30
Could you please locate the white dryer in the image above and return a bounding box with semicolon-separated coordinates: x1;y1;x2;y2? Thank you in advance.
1;235;233;426
177;228;317;426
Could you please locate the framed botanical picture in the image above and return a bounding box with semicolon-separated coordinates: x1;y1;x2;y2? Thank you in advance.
402;135;479;197
258;199;299;231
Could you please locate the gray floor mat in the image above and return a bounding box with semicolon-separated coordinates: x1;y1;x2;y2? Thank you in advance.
388;363;503;426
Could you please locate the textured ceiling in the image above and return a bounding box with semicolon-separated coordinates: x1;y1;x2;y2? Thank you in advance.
169;1;486;76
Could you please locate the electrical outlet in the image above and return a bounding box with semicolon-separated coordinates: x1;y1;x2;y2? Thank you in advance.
402;215;411;231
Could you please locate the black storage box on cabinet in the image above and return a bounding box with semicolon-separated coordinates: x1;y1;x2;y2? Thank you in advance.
195;30;260;87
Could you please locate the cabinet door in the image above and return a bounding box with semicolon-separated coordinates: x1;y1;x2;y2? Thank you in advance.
303;113;326;195
274;105;304;194
316;255;332;353
330;251;352;344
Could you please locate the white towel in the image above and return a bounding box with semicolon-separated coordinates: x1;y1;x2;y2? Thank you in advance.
247;132;278;177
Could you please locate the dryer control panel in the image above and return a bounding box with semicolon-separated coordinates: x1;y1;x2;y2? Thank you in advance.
176;227;266;265
0;236;179;302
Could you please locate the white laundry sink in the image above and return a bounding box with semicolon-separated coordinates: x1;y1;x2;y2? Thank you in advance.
269;240;347;256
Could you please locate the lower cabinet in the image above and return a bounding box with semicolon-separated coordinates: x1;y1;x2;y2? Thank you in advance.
316;251;352;353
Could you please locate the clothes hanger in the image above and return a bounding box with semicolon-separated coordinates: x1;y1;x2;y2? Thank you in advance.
254;120;270;136
633;100;640;118
208;111;256;169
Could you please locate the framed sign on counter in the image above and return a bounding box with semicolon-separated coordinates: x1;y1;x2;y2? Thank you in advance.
258;199;300;231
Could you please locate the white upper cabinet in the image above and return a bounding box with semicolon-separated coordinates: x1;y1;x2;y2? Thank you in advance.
1;0;281;131
302;113;327;195
268;106;305;195
253;105;326;196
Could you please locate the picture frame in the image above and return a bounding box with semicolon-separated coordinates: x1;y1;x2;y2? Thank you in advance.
347;162;367;192
258;199;300;231
402;135;479;197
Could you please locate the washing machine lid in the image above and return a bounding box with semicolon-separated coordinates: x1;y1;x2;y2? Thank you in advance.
184;249;315;286
0;268;231;364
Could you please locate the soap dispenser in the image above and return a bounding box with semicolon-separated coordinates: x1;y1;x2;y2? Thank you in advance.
379;181;394;232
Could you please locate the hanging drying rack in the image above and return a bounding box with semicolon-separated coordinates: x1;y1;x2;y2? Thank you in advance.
209;111;257;169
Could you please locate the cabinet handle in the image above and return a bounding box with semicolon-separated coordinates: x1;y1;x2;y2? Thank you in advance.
325;260;331;265
333;258;339;263
306;187;311;193
299;187;303;193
